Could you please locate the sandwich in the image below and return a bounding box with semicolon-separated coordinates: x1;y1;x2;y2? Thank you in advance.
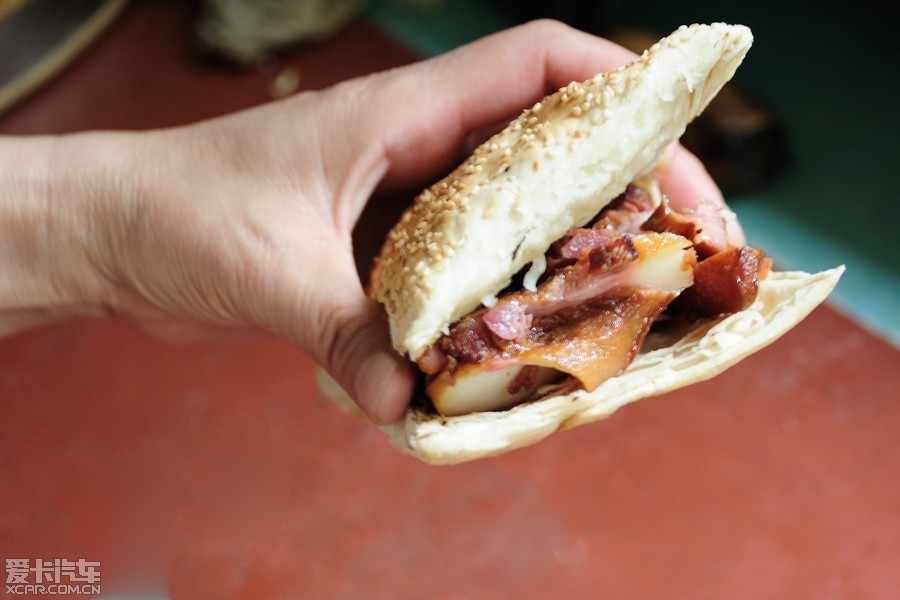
363;23;843;464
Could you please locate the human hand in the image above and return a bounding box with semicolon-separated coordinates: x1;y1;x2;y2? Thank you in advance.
0;20;741;424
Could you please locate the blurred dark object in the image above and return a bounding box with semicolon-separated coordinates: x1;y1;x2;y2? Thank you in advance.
611;28;791;195
0;0;128;114
194;0;369;66
680;82;792;195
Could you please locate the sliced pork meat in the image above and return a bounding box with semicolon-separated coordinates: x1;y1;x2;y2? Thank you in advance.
591;184;656;234
420;182;768;416
672;245;767;317
424;231;697;415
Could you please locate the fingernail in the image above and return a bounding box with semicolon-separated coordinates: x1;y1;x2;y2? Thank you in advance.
354;351;399;424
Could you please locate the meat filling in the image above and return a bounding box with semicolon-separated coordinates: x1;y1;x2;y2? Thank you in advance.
420;184;768;416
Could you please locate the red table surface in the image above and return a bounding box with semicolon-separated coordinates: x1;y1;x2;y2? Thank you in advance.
2;2;899;598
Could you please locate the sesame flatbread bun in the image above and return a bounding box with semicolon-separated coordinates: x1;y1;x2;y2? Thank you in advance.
338;23;845;464
371;23;755;360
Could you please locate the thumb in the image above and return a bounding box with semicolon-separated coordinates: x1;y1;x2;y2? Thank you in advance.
306;290;415;425
255;248;415;424
325;301;415;425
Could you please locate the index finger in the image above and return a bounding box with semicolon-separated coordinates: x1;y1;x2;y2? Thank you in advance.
654;143;746;246
374;20;637;192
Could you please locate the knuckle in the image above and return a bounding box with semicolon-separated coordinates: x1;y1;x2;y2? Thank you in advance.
318;301;377;377
522;18;572;40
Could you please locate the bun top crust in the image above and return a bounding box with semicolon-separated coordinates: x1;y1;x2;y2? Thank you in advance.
371;23;753;360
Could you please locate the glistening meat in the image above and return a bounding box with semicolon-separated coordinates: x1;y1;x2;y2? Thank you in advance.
419;184;770;417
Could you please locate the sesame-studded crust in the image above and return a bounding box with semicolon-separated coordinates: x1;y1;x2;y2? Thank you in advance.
371;23;754;360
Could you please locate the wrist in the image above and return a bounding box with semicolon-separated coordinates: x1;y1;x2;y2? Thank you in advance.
0;133;122;334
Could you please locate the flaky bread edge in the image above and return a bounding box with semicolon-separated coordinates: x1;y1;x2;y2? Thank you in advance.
383;267;844;464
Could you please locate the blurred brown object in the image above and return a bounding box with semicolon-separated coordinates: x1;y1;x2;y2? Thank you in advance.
612;28;792;194
681;82;792;194
0;0;28;20
194;0;369;66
